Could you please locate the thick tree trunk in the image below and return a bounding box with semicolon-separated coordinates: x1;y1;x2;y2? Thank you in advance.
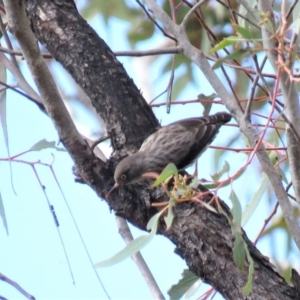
22;0;298;299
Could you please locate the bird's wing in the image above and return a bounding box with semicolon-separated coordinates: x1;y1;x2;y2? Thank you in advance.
139;112;231;171
139;124;195;152
139;123;196;171
172;112;231;168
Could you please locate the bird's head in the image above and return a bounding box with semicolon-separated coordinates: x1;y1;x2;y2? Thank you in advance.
114;153;146;186
106;152;160;198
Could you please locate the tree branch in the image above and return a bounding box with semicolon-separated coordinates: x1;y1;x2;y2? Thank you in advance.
257;1;300;209
0;272;36;300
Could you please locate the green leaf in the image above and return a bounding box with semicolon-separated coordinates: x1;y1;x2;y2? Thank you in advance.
230;189;242;227
29;139;66;152
241;172;268;226
210;36;242;53
0;191;8;235
184;278;202;299
0;63;7;153
211;161;230;182
94;233;154;268
198;182;218;189
268;150;278;165
276;166;288;184
95;211;163;268
164;198;175;230
202;202;218;214
233;233;245;270
233;24;253;40
0;62;15;194
242;243;254;294
168;269;199;300
152;163;178;187
146;210;163;232
268;147;288;184
212;48;249;69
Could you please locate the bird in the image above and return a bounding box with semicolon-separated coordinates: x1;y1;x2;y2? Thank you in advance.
107;111;231;197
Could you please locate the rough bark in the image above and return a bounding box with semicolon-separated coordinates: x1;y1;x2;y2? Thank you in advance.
22;0;299;299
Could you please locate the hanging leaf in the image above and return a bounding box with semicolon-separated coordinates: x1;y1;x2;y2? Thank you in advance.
212;48;250;69
0;62;15;193
95;211;163;268
233;233;245;270
0;191;8;235
94;233;155;268
242;172;268;226
210;36;243;53
183;278;202;299
230;189;242;227
242;243;254;294
164;198;175;230
233;24;253;40
168;269;199;300
29;139;66;152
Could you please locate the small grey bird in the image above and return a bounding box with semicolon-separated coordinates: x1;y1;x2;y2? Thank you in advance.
107;112;231;196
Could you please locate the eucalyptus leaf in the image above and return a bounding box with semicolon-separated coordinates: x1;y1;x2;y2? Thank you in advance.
242;172;268;227
94;233;154;268
168;269;199;300
152;163;178;187
29;139;66;152
233;24;253;40
242;242;254;294
164;198;175;230
0;191;8;235
95;211;163;268
233;233;245;270
184;278;202;299
230;189;242;227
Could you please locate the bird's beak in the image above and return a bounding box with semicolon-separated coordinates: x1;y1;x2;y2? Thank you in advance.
106;182;120;198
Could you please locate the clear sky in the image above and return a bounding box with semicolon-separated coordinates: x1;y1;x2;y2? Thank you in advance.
0;3;296;300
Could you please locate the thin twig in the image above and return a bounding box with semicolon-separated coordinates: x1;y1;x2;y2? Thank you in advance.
286;0;299;20
181;0;207;27
0;272;36;300
115;47;183;56
0;80;46;112
90;135;110;150
254;201;279;245
244;55;268;120
136;0;177;42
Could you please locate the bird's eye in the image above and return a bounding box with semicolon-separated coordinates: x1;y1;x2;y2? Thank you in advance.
120;174;127;181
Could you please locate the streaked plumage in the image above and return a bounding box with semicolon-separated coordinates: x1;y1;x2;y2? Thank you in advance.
111;112;231;188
